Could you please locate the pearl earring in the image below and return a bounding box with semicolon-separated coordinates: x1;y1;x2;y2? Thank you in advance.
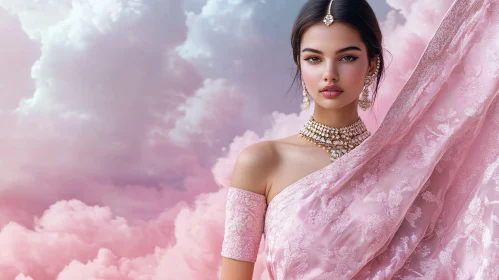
358;56;380;111
301;77;311;112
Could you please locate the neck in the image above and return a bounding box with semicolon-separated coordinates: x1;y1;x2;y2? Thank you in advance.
311;103;360;128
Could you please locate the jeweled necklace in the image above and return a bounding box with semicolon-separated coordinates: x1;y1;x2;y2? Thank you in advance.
299;116;370;162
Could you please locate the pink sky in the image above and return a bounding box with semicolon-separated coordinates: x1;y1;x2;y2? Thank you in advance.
0;0;454;278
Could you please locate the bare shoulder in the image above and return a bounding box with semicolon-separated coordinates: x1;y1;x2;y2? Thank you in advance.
230;140;281;196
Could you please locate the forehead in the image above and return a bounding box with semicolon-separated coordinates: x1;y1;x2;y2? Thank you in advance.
301;22;365;51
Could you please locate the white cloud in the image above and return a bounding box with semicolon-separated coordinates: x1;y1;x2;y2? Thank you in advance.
0;0;207;186
169;78;244;147
0;8;39;112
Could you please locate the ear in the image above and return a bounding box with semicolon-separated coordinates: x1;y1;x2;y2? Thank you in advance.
367;55;378;76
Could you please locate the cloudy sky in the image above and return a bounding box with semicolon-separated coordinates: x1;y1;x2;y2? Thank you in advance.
0;0;455;279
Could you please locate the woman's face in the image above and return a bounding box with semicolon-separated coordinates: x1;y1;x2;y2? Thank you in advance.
299;22;374;111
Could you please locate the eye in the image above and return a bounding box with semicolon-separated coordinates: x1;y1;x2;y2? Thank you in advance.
340;55;358;62
304;56;321;63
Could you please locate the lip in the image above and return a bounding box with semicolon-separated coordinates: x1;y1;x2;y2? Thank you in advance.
321;90;342;99
320;84;343;92
320;84;343;99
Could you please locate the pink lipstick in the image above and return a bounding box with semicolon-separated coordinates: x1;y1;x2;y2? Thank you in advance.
320;84;343;99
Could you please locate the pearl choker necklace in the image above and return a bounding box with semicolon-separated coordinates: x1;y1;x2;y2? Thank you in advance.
298;117;370;162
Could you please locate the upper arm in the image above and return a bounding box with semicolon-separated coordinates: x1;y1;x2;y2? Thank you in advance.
220;141;278;280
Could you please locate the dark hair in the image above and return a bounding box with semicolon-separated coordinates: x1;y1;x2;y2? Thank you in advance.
291;0;384;104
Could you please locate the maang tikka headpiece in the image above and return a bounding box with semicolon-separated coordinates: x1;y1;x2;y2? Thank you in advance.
323;0;334;26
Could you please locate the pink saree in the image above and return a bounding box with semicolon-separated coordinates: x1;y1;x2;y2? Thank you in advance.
222;0;499;278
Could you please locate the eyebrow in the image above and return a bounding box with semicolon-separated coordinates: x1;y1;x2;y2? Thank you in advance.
301;46;362;55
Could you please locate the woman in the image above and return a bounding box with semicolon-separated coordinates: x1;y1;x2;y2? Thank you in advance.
221;0;499;279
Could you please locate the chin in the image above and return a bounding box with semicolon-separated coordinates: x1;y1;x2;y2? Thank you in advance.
315;98;358;111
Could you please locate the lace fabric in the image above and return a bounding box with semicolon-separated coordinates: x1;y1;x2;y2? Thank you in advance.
221;187;267;263
221;0;499;278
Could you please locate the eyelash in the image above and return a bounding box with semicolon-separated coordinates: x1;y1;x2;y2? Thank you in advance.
305;55;358;63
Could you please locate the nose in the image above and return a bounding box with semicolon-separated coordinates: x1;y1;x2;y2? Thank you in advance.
322;60;339;82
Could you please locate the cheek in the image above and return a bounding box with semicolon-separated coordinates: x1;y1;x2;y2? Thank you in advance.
340;64;366;90
301;64;322;91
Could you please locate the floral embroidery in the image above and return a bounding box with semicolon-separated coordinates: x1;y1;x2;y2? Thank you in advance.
221;188;267;262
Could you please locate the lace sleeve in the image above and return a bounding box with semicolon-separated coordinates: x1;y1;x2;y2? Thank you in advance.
221;187;267;262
